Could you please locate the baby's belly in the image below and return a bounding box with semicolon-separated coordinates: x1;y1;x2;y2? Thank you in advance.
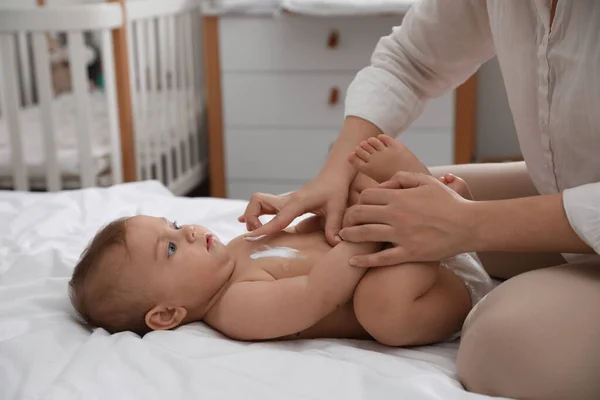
281;302;371;341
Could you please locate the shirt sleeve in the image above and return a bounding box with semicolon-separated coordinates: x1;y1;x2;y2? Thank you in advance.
562;183;600;254
345;0;496;136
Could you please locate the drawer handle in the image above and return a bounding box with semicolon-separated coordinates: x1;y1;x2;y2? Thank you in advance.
329;87;340;106
327;30;339;49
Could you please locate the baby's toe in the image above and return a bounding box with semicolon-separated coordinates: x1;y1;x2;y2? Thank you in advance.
360;141;377;154
348;151;367;170
378;134;397;147
367;137;386;151
354;145;371;161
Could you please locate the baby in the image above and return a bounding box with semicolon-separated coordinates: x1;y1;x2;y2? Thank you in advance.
69;135;493;346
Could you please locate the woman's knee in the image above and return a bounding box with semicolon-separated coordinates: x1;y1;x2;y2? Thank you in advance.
457;261;600;400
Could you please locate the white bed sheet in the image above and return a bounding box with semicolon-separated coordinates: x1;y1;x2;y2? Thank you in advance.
0;90;191;181
0;182;509;400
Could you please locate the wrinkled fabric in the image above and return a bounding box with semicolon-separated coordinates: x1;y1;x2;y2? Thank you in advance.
0;181;504;400
346;0;600;256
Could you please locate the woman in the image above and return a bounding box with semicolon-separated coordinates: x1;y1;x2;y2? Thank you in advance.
241;1;600;398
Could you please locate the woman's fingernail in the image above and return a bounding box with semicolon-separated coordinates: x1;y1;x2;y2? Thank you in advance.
335;235;342;242
349;258;358;266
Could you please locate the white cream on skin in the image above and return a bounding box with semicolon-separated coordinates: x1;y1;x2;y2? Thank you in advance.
250;245;304;260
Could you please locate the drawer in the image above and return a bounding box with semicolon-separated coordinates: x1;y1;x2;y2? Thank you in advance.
225;128;338;180
399;128;454;167
224;127;453;184
227;180;305;200
222;73;455;130
219;15;403;72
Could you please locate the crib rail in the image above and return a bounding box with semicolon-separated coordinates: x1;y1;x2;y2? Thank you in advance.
0;4;124;191
126;0;206;194
0;0;207;195
0;4;123;32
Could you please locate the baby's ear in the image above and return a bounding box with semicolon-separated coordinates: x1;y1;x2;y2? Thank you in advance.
145;305;187;331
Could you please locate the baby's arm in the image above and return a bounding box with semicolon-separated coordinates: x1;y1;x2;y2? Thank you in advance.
210;241;377;341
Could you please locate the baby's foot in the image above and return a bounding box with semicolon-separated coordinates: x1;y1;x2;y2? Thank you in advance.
348;134;430;183
439;174;473;200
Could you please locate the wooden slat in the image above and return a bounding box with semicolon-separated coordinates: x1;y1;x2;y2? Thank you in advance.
101;29;124;185
203;16;226;197
192;13;203;166
67;31;95;188
454;74;477;164
32;32;60;191
17;33;33;106
146;19;163;182
177;14;191;173
126;21;142;181
108;0;136;182
184;13;199;169
158;16;173;185
135;20;151;180
167;15;183;179
0;35;28;190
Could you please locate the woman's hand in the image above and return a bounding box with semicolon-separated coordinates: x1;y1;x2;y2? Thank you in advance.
240;175;350;246
339;171;475;267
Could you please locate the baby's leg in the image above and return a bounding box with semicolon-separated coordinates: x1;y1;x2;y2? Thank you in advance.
353;261;472;346
347;137;475;346
348;134;430;183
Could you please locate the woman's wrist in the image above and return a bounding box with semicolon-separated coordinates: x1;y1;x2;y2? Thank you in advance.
465;194;593;254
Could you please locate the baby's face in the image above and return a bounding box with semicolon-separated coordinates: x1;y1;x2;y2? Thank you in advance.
122;216;232;311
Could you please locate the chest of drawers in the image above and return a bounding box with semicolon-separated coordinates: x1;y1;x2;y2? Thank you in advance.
203;14;476;199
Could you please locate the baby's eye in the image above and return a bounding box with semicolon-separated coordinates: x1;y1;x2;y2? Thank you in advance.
173;221;181;230
168;242;177;257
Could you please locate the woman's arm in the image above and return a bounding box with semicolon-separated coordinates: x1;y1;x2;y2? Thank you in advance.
242;0;496;244
471;193;593;254
344;0;495;137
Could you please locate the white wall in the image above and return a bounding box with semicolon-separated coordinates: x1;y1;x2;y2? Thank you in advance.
475;57;521;160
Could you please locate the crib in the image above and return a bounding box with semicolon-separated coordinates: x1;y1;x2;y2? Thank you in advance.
0;0;207;195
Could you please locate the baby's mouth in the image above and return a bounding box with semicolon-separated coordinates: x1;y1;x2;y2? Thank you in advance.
204;233;214;250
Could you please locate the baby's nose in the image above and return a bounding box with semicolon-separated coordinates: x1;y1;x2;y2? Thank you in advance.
185;226;196;243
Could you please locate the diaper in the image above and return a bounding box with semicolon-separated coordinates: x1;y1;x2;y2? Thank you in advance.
441;252;494;341
441;252;494;307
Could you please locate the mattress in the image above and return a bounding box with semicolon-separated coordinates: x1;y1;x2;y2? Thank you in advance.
0;182;509;400
0;89;192;182
205;0;414;15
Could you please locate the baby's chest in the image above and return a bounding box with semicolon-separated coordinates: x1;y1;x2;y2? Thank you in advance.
235;237;329;280
231;232;331;280
235;250;316;280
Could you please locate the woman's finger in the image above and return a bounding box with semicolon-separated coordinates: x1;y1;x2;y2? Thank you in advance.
343;204;391;227
244;202;303;238
357;188;393;205
242;193;282;231
379;171;434;190
338;224;395;243
349;246;409;268
324;199;346;245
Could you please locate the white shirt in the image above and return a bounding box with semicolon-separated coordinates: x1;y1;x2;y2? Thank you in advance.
345;0;600;256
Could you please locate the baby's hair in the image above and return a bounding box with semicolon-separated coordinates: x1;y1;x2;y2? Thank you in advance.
69;217;152;336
